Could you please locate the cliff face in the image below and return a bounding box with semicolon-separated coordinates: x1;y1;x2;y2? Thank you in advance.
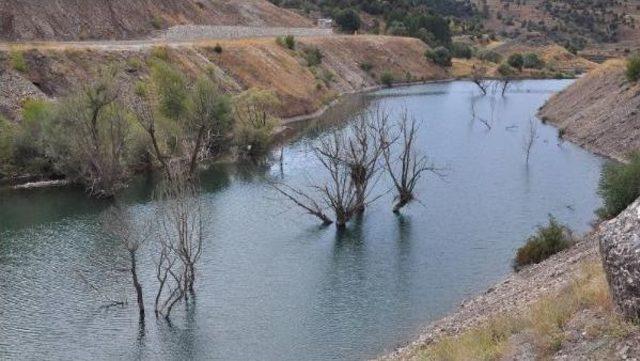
0;35;447;121
0;0;313;41
539;59;640;161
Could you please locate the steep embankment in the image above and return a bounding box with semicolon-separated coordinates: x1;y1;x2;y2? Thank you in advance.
539;59;640;161
0;0;313;41
0;35;446;122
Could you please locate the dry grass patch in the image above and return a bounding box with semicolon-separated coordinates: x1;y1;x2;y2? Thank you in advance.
418;261;636;361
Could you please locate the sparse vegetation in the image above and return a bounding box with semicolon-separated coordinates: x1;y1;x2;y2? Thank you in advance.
508;53;524;71
380;71;395;87
626;55;640;82
10;49;28;73
232;88;280;157
515;216;573;270
597;152;640;219
523;52;545;69
425;46;452;67
276;35;296;50
301;46;323;67
476;50;502;64
450;42;473;59
421;261;632;361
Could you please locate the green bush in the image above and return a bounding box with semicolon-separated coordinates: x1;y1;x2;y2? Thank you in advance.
476;50;502;63
302;46;323;67
425;46;452;67
10;49;27;73
0;115;15;176
150;60;188;120
380;71;395;87
335;8;361;33
359;62;374;72
507;53;524;71
514;216;573;270
523;52;545;69
284;36;296;50
450;42;473;59
213;43;223;54
597;152;640;219
626;55;640;82
497;62;516;77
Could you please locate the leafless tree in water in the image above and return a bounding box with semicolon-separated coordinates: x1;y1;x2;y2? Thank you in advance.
523;117;538;164
471;65;490;95
271;110;384;228
102;205;151;319
154;165;205;318
470;95;492;130
377;111;442;212
500;78;511;96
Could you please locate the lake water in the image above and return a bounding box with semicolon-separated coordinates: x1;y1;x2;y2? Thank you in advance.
0;80;605;361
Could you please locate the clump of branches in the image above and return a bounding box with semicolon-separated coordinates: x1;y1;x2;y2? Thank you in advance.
48;68;130;198
101;205;152;319
523;117;538;164
272;110;384;228
273;107;439;227
154;166;205;318
377;111;441;213
471;64;490;95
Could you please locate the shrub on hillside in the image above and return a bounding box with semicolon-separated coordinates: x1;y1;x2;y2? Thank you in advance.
507;53;524;71
523;52;545;69
10;49;27;73
497;62;516;77
380;71;395;87
514;216;573;270
626;55;640;82
597;152;640;219
302;46;323;67
425;46;452;67
335;8;361;33
450;42;473;59
476;50;502;63
276;35;296;50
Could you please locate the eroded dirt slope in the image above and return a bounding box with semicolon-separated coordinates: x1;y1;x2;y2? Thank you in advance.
0;35;446;121
0;0;313;41
539;59;640;161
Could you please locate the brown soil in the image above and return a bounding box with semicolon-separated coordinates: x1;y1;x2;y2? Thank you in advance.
0;35;446;121
539;59;640;162
0;0;313;41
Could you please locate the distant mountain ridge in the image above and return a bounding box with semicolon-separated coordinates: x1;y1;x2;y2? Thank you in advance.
0;0;313;41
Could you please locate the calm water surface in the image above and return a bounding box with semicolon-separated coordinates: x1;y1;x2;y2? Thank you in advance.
0;80;605;361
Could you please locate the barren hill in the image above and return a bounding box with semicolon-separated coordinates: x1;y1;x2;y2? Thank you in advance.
0;0;314;41
539;59;640;161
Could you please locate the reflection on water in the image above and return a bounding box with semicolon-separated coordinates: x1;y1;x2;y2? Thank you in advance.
0;80;604;361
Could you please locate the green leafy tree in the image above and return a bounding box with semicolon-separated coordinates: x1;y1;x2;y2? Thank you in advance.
507;53;524;71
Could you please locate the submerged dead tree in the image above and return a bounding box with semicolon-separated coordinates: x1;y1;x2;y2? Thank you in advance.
523;117;538;164
272;110;384;228
154;166;205;318
471;65;490;95
378;111;440;213
102;206;151;319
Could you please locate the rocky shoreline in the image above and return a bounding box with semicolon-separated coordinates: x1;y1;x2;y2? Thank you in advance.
378;233;601;360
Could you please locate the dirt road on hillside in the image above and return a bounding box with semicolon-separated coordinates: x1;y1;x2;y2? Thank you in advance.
0;25;334;51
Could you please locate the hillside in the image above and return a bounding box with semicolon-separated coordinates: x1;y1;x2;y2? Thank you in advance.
0;36;446;122
539;59;640;162
474;0;640;47
0;0;313;41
